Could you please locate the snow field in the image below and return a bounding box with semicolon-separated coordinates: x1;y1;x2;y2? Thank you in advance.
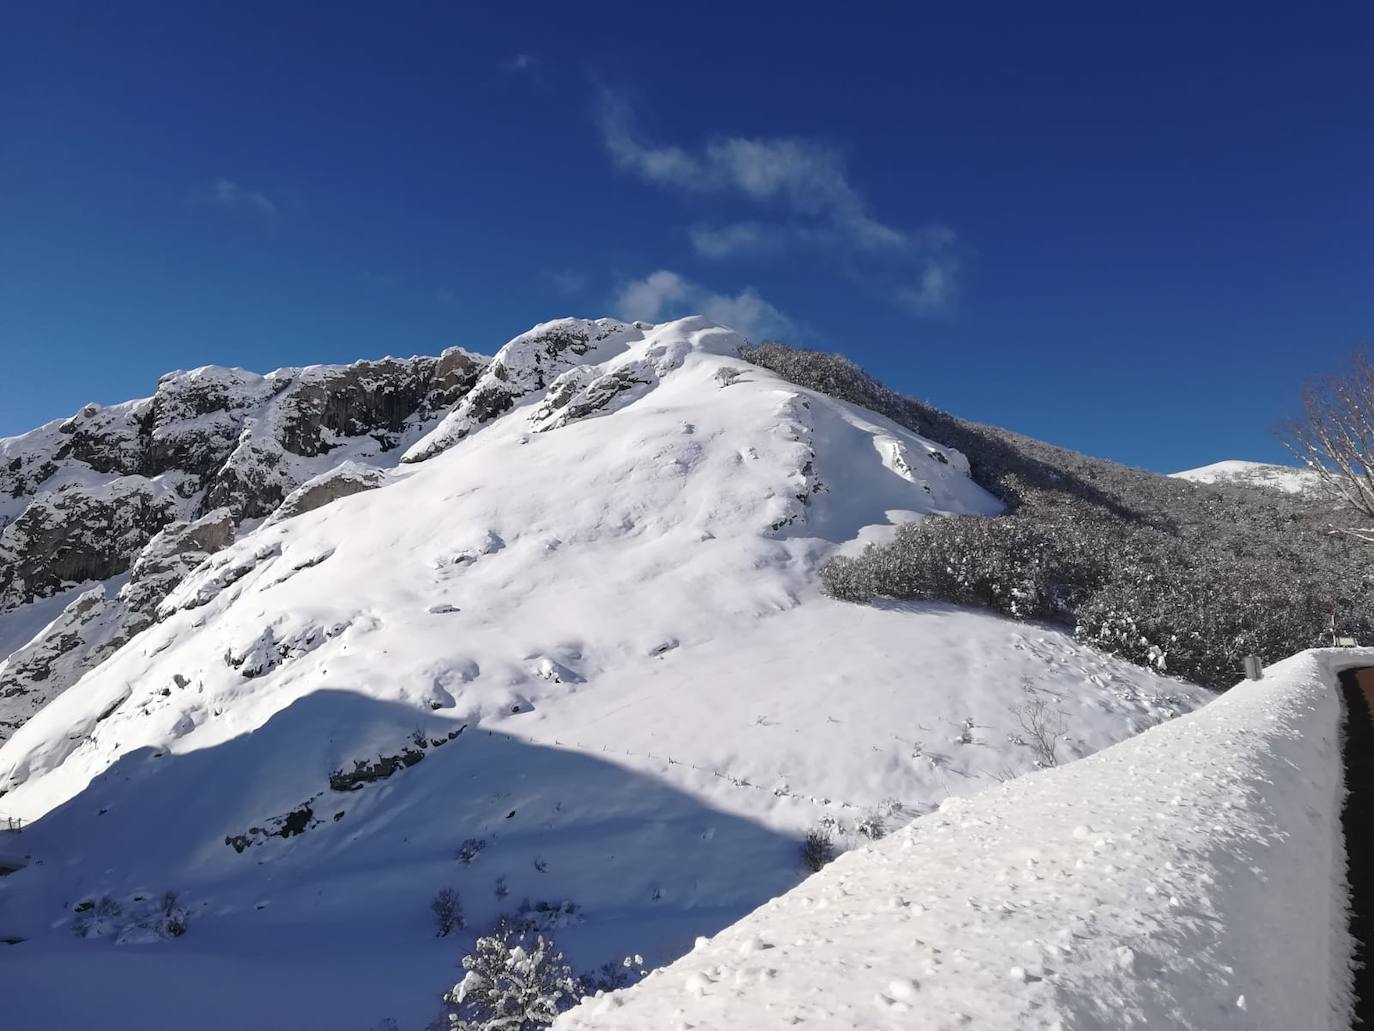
559;649;1368;1031
0;318;1212;1029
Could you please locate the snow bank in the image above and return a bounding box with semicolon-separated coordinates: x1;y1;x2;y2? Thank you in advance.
560;649;1367;1031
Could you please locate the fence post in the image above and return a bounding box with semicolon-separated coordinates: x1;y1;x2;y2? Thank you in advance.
1243;654;1264;681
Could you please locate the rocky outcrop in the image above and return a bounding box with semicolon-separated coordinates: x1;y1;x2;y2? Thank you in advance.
403;320;639;463
0;478;182;610
0;509;236;741
0;348;486;742
264;463;390;525
0;348;486;614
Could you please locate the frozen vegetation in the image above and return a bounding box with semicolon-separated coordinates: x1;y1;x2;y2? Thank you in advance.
745;344;1374;687
1173;459;1323;495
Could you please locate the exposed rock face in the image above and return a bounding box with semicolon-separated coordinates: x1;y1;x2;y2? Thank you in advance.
0;478;182;610
403;320;638;463
265;463;390;525
0;348;486;742
0;348;486;613
0;510;237;741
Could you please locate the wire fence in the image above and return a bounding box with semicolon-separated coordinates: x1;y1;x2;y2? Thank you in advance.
0;815;22;833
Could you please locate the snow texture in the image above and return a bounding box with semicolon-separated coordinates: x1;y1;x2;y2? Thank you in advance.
1173;460;1322;496
0;318;1209;1030
559;649;1365;1031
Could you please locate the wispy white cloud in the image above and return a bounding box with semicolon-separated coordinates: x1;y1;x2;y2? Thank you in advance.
895;225;960;315
599;94;901;250
549;269;589;295
505;53;536;73
688;222;782;259
613;269;795;341
198;178;278;217
597;92;962;315
615;270;691;322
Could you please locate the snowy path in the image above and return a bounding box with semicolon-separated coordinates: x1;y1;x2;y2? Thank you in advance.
559;650;1369;1031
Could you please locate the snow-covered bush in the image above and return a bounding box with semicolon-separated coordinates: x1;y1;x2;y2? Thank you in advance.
432;887;464;937
72;895;123;939
457;837;486;865
442;925;583;1030
582;954;647;994
72;891;188;941
157;891;189;938
855;811;886;840
713;366;743;388
750;338;1374;690
801;828;836;872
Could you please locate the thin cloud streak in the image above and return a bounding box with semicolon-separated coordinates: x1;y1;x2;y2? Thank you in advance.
597;91;961;315
199;178;278;217
613;269;796;341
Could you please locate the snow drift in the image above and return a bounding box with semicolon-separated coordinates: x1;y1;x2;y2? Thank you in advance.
560;648;1366;1031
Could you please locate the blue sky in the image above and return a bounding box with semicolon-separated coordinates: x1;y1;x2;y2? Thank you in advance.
2;2;1371;471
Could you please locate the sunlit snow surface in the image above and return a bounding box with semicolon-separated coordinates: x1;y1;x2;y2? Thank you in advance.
1173;459;1321;495
0;318;1209;1030
560;649;1361;1031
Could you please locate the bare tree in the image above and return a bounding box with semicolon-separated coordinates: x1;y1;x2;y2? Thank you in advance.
1284;352;1374;542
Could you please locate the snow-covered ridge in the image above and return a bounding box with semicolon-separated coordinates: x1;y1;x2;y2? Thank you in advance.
0;316;1006;809
0;345;486;742
1172;459;1322;495
0;317;1212;1030
559;649;1363;1031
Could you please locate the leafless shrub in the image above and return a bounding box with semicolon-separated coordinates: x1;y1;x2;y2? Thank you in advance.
432;887;463;937
1010;697;1068;768
801;828;836;872
1283;352;1374;542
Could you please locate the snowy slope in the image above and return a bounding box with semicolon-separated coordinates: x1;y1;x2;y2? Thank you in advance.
1173;459;1322;495
0;317;1210;1030
0;348;484;744
560;648;1363;1031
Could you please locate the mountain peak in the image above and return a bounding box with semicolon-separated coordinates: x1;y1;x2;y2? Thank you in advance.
1171;459;1320;495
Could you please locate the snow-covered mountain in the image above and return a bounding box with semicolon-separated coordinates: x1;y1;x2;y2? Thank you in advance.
0;317;1209;1031
1172;459;1322;495
0;348;484;739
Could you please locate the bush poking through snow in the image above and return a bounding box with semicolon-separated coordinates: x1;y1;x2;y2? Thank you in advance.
513;898;581;932
856;811;886;840
432;887;464;937
72;891;188;941
158;891;188;937
443;925;583;1030
802;828;837;873
72;895;123;939
583;954;648;994
457;837;487;865
1011;697;1069;768
713;366;743;388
